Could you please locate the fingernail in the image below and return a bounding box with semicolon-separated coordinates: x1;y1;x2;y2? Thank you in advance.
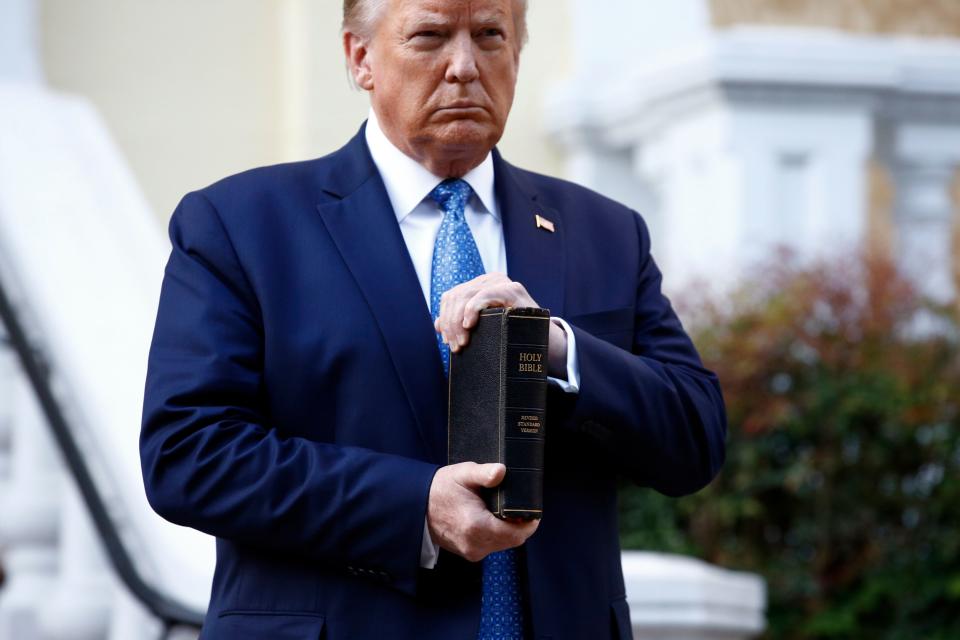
457;335;466;346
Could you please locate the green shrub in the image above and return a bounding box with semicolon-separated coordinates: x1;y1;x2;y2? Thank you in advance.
619;250;960;639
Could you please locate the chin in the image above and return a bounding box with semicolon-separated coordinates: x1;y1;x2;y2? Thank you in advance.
432;120;501;153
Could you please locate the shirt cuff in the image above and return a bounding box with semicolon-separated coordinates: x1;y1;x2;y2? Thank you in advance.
420;517;440;569
546;316;580;394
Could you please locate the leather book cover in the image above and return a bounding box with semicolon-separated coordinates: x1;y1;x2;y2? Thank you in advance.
448;306;549;520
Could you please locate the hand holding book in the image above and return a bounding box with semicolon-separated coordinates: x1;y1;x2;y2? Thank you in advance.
448;307;549;521
432;272;568;378
425;461;539;562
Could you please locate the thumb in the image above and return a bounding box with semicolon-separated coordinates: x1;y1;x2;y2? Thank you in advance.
457;462;506;489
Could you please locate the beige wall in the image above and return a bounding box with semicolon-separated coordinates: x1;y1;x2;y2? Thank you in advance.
710;0;960;37
499;2;571;179
40;0;571;221
41;0;285;219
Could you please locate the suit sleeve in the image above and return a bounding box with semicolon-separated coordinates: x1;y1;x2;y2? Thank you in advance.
140;192;438;595
556;211;727;497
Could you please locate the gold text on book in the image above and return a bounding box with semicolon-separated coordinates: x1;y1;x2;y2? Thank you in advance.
518;415;542;433
518;351;544;373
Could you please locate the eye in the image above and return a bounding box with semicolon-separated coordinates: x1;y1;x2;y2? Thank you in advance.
477;27;504;39
408;29;447;49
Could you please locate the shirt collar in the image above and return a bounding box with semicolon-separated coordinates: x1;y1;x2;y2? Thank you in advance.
364;109;498;223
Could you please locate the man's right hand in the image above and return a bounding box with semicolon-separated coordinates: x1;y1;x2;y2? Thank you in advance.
427;462;540;563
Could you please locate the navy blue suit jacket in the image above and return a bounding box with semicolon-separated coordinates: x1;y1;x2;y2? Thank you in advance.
140;125;726;640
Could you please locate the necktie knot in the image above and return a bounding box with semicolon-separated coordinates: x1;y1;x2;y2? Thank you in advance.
429;179;473;219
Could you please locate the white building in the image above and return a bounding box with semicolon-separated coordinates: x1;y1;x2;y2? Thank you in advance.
549;0;960;301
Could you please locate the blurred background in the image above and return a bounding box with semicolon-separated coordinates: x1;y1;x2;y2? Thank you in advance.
1;0;959;638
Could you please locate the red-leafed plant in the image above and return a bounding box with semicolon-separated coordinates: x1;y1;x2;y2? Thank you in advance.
619;249;960;639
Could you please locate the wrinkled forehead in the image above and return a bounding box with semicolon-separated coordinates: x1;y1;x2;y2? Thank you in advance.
386;0;514;25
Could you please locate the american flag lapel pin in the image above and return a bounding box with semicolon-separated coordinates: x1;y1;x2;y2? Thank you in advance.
535;214;555;233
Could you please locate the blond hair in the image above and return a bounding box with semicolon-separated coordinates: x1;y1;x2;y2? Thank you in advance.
342;0;529;47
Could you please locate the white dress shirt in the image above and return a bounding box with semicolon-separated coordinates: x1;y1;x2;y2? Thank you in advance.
364;110;580;568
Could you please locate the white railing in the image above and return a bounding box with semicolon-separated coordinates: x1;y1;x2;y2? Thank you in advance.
0;331;61;640
0;82;212;639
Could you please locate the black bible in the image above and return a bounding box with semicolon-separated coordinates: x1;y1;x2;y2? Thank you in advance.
447;306;549;520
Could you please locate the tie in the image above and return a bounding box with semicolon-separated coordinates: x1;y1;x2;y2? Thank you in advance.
428;179;526;640
429;178;486;376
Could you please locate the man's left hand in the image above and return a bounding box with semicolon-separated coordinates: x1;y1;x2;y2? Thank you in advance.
433;272;567;378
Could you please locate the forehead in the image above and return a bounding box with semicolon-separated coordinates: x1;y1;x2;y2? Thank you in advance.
387;0;513;21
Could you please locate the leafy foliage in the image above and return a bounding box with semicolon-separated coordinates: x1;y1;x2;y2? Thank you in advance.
619;250;960;638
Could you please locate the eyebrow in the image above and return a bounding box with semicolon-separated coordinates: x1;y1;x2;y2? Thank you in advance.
469;9;509;25
402;8;509;29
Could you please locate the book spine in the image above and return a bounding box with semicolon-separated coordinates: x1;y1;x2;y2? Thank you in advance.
494;309;549;520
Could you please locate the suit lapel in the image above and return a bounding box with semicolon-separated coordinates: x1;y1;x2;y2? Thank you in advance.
494;151;567;317
316;128;448;463
313;134;568;464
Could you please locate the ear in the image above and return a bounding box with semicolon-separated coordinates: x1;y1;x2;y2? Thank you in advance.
343;30;375;91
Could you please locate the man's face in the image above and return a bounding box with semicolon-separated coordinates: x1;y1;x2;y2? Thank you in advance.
356;0;521;176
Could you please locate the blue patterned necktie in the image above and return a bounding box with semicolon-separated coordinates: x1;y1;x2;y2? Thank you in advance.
429;178;486;376
428;179;526;640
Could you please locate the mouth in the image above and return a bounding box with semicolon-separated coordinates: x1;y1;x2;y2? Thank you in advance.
436;102;487;114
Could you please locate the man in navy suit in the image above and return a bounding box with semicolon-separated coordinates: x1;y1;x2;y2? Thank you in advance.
140;0;726;638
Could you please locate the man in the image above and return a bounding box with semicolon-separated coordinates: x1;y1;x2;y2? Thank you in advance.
140;0;726;638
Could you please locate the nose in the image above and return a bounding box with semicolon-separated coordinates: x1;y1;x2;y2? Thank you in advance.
445;32;479;84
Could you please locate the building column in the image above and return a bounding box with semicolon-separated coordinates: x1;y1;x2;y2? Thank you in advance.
891;124;960;304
